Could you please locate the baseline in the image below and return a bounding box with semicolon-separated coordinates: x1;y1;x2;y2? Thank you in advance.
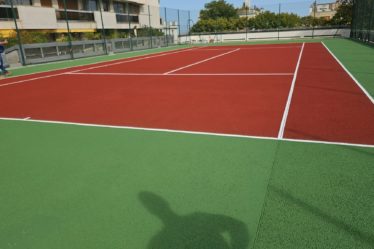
1;117;373;149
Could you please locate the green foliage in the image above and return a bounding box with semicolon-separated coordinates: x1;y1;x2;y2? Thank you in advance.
331;0;353;25
137;28;164;37
199;0;238;20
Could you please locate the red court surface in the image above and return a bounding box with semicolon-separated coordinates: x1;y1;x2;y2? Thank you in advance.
284;43;374;145
0;43;373;146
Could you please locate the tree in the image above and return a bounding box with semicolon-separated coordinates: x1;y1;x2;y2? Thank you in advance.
199;0;238;20
331;0;353;25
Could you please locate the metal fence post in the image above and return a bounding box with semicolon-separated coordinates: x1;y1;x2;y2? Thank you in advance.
367;0;374;42
188;11;191;44
98;0;108;55
164;8;168;47
278;3;281;40
62;0;74;59
127;1;133;50
245;6;248;41
10;0;26;65
177;9;181;45
312;0;317;39
148;5;153;48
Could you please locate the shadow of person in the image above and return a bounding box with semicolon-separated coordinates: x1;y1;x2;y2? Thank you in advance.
139;191;250;249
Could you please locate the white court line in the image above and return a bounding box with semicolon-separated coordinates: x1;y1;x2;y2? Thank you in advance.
69;47;198;74
321;42;374;105
67;72;294;76
278;42;305;139
0;72;68;88
199;46;302;51
0;47;197;88
164;48;241;75
0;117;373;148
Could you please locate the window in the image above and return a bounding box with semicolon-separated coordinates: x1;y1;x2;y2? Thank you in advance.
82;0;98;11
102;0;109;11
1;0;32;5
113;1;126;13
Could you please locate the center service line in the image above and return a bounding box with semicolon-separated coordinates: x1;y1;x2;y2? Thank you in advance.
163;48;241;75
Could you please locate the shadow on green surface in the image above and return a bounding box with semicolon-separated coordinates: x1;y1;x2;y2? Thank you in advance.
139;191;250;249
270;185;374;246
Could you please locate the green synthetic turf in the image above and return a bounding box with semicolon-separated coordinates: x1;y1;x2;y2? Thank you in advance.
323;39;374;98
253;142;374;249
0;121;277;249
7;45;190;77
1;38;373;249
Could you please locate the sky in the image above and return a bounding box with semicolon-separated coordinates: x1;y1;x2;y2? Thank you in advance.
160;0;333;17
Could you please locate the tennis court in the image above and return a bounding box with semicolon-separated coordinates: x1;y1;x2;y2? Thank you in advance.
1;39;374;249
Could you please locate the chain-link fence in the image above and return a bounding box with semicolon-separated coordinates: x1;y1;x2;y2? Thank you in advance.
351;0;374;45
187;0;350;43
0;1;191;66
0;0;353;67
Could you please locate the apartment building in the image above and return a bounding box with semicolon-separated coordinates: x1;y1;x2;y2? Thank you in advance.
0;0;161;38
309;1;340;20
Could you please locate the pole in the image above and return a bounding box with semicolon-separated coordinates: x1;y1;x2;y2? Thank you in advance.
278;3;281;40
127;1;133;50
164;8;168;46
62;0;74;59
245;5;248;41
9;0;26;65
98;0;108;54
177;9;181;45
350;0;356;38
188;11;191;44
148;5;153;48
367;1;374;42
312;0;316;39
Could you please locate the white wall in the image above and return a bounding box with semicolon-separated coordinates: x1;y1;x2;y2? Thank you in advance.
179;29;351;44
14;6;58;29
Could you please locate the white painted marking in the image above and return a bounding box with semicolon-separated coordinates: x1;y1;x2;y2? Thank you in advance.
69;47;198;74
0;47;197;88
0;73;67;88
199;46;302;51
24;117;31;120
0;116;373;148
67;72;294;77
278;42;305;139
164;48;241;75
321;42;374;105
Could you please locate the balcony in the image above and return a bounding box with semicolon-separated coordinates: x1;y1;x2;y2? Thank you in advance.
116;13;139;24
56;9;95;22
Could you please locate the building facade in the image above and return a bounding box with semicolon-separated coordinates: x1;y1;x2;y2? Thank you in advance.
309;1;340;20
0;0;161;38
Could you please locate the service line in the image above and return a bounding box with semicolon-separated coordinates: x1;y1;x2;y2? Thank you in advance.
163;48;241;75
